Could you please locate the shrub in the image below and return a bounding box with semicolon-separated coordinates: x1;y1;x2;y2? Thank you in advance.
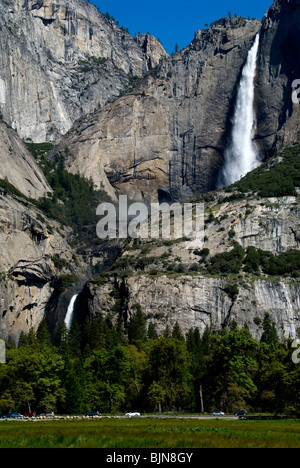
207;244;245;274
244;247;300;277
224;283;239;300
56;274;79;292
243;246;261;273
194;248;210;259
260;249;300;276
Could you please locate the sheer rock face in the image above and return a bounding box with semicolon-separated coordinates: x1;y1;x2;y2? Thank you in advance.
0;0;167;143
0;121;50;199
256;0;300;155
53;17;262;203
87;274;300;341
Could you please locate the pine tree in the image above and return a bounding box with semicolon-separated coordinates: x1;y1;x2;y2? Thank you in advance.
68;320;82;356
147;322;158;341
63;356;87;414
36;318;51;347
54;323;70;356
128;304;147;345
172;322;185;342
260;313;279;346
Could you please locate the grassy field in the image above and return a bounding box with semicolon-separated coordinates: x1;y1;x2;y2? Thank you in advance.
0;418;300;448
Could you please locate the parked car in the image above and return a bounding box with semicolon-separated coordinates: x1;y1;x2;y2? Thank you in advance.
234;409;248;416
86;411;99;417
38;412;55;418
10;413;24;418
125;412;141;418
211;411;225;416
24;412;37;418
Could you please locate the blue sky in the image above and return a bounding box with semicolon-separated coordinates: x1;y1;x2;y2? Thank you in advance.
92;0;273;54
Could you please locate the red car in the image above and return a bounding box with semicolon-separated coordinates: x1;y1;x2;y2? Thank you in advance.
24;412;37;418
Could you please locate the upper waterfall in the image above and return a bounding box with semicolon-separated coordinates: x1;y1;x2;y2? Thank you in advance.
218;33;261;188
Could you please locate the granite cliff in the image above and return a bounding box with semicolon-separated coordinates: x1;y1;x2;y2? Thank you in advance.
52;0;300;204
53;17;262;203
0;0;167;143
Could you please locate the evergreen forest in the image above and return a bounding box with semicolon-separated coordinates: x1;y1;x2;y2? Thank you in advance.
1;312;300;417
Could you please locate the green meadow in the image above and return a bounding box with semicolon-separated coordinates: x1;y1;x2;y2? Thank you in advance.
0;418;300;448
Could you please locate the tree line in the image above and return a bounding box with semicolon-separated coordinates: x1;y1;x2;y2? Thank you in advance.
0;311;299;416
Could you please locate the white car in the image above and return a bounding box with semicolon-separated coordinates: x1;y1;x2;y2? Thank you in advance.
125;412;141;418
211;411;225;416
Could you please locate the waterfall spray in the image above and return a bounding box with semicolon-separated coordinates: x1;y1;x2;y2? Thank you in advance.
218;33;260;188
64;294;78;330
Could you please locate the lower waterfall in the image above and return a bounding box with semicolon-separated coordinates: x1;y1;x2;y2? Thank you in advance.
64;294;78;330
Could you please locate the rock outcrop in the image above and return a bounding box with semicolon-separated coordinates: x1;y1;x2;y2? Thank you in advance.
0;121;50;199
0;0;167;143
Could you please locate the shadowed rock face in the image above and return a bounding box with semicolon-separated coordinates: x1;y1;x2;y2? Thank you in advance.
0;0;167;143
256;0;300;155
53;17;262;204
